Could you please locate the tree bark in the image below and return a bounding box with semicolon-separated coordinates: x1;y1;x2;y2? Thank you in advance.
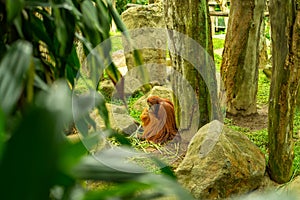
164;0;221;134
221;0;265;116
258;17;268;69
267;0;300;183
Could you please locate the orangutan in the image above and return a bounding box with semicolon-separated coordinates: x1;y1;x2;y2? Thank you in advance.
139;96;180;144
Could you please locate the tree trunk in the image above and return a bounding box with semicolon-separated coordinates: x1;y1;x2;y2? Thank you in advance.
258;17;268;69
164;0;221;136
221;0;265;116
267;0;300;183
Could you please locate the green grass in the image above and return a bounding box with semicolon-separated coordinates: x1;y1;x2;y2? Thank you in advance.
293;108;300;176
127;91;144;123
257;70;271;105
294;141;300;177
110;32;123;52
212;38;225;71
214;53;222;71
213;38;225;49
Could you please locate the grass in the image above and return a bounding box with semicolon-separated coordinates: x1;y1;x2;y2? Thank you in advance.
213;38;225;49
110;31;123;52
213;38;225;71
293;109;300;176
214;53;222;71
127;91;144;123
257;70;271;105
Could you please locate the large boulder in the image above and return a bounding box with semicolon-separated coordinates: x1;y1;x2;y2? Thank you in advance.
176;120;266;199
121;2;167;85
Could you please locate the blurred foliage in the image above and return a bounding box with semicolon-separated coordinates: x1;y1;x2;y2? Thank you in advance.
0;0;193;200
116;0;129;14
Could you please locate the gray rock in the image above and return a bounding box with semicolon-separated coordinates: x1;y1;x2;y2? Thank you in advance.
91;103;138;135
121;2;167;85
176;120;266;199
99;79;115;99
109;104;139;135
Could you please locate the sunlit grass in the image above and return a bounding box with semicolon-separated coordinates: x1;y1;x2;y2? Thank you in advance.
293;108;300;176
127;91;144;123
213;38;225;49
110;31;123;52
214;53;222;71
257;69;270;105
212;38;224;71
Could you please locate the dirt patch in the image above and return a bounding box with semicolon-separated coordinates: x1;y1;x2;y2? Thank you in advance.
226;105;269;131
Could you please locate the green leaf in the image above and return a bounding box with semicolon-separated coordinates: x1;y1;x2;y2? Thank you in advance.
27;12;52;47
0;107;61;200
95;0;111;40
72;148;147;182
106;62;122;85
13;14;24;38
109;130;132;146
151;157;176;179
83;181;150;200
72;92;98;136
96;93;111;129
52;3;74;56
81;0;102;46
106;2;149;84
6;0;24;22
81;0;101;32
0;109;6;160
24;0;49;7
38;8;56;51
137;174;195;199
0;40;32;115
66;46;80;87
0;82;76;200
59;139;88;175
107;0;127;33
34;75;49;90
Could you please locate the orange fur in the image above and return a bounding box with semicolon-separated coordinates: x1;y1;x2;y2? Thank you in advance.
140;96;180;144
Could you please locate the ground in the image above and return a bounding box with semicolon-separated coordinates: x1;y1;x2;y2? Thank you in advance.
227;105;269;131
